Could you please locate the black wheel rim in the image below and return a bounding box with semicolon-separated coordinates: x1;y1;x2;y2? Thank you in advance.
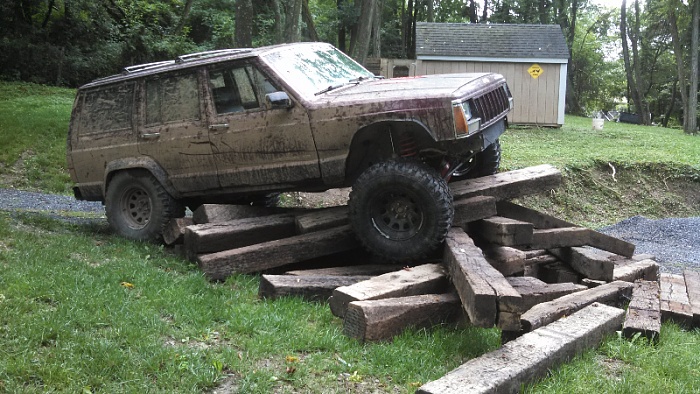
369;189;424;241
119;186;152;230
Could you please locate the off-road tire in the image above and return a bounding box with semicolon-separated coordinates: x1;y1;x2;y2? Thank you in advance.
105;170;184;242
466;139;501;178
348;159;454;262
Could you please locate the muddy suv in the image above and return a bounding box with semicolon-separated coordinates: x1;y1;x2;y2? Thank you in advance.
67;42;512;261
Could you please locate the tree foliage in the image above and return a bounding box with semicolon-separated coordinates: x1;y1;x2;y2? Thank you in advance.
0;0;697;131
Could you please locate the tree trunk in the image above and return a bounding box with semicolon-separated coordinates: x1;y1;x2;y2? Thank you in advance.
371;0;382;58
669;0;689;130
688;0;699;134
427;0;434;22
302;0;319;41
468;0;478;23
338;0;346;51
234;0;254;47
353;0;376;64
620;0;648;125
404;0;414;58
283;0;303;43
270;0;284;44
173;0;194;35
631;0;650;124
482;0;489;22
663;79;678;128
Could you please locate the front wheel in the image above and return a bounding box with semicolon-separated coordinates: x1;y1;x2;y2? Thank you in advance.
105;170;184;242
348;160;454;262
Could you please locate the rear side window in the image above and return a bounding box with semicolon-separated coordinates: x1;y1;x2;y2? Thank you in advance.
79;83;134;134
145;72;200;125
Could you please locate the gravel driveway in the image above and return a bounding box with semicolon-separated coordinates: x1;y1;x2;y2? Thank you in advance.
1;187;697;273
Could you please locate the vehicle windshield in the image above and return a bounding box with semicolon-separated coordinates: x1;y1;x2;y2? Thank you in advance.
261;44;375;98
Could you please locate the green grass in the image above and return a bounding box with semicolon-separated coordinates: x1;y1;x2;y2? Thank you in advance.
501;115;700;170
0;82;75;193
0;212;500;393
0;81;699;393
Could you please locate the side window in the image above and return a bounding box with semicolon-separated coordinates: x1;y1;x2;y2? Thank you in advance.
79;83;134;134
145;72;200;126
209;64;261;114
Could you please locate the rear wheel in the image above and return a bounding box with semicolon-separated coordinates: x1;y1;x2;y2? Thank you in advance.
349;160;453;262
105;170;184;242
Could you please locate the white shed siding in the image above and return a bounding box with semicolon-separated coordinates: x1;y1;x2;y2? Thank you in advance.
415;59;564;126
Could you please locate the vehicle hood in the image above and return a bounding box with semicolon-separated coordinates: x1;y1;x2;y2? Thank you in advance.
309;73;506;105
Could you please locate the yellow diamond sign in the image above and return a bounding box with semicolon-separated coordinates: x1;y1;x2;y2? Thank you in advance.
528;64;543;79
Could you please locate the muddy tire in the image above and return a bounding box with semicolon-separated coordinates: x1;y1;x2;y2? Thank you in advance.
466;139;502;178
348;159;454;262
105;170;184;242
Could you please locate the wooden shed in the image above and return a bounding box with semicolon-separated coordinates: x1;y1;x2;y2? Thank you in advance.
414;22;569;127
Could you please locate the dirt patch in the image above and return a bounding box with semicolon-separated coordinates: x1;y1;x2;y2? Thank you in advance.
595;355;628;381
282;188;351;209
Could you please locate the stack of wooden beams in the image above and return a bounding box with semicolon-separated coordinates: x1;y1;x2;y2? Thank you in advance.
165;164;700;393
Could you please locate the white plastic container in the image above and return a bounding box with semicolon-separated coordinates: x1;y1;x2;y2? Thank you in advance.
592;118;604;131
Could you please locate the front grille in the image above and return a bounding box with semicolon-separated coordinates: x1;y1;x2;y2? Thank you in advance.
470;86;510;127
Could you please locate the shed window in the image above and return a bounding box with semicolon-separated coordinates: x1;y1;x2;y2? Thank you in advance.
393;65;410;78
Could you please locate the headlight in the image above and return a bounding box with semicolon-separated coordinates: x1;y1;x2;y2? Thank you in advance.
453;100;481;137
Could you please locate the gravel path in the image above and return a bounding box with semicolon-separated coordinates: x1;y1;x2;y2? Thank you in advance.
1;188;697;273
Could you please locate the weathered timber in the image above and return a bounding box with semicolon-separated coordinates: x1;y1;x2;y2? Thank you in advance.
520;280;633;332
613;259;659;282
417;303;625;394
581;278;607;288
163;217;193;245
474;216;534;246
524;249;549;259
294;205;348;234
452;196;497;227
450;164;562;202
522;252;558;277
496;200;571;229
184;213;297;257
328;264;449;318
659;273;694;327
622;280;661;342
285;264;404;277
506;276;587;311
192;204;280;224
443;228;522;328
684;269;700;327
197;225;359;280
258;274;371;301
538;261;581;284
482;245;526;276
496;201;635;257
521;227;590;250
343;293;462;342
444;228;496;326
549;246;615;281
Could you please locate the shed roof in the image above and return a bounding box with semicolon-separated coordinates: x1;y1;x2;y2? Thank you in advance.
416;22;569;61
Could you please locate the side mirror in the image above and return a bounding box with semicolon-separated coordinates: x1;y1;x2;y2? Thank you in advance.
266;91;292;109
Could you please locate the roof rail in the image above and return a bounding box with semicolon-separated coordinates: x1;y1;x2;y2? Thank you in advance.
175;48;252;63
122;60;176;75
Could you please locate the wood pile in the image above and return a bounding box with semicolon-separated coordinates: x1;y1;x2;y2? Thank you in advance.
165;164;700;393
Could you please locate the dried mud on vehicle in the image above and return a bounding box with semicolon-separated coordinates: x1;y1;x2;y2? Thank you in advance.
67;42;512;261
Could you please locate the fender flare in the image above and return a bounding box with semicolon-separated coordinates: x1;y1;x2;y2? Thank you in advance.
104;157;181;199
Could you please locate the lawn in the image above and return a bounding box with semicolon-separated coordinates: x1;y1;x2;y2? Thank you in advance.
0;81;699;393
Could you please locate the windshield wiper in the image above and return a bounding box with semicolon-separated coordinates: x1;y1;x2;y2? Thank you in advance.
314;75;382;96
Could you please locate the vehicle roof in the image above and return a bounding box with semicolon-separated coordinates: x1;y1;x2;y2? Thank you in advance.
79;42;332;90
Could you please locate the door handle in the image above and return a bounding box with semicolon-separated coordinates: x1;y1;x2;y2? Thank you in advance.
140;132;160;140
209;123;230;131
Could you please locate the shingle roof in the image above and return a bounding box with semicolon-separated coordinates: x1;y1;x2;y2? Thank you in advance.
416;22;569;60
